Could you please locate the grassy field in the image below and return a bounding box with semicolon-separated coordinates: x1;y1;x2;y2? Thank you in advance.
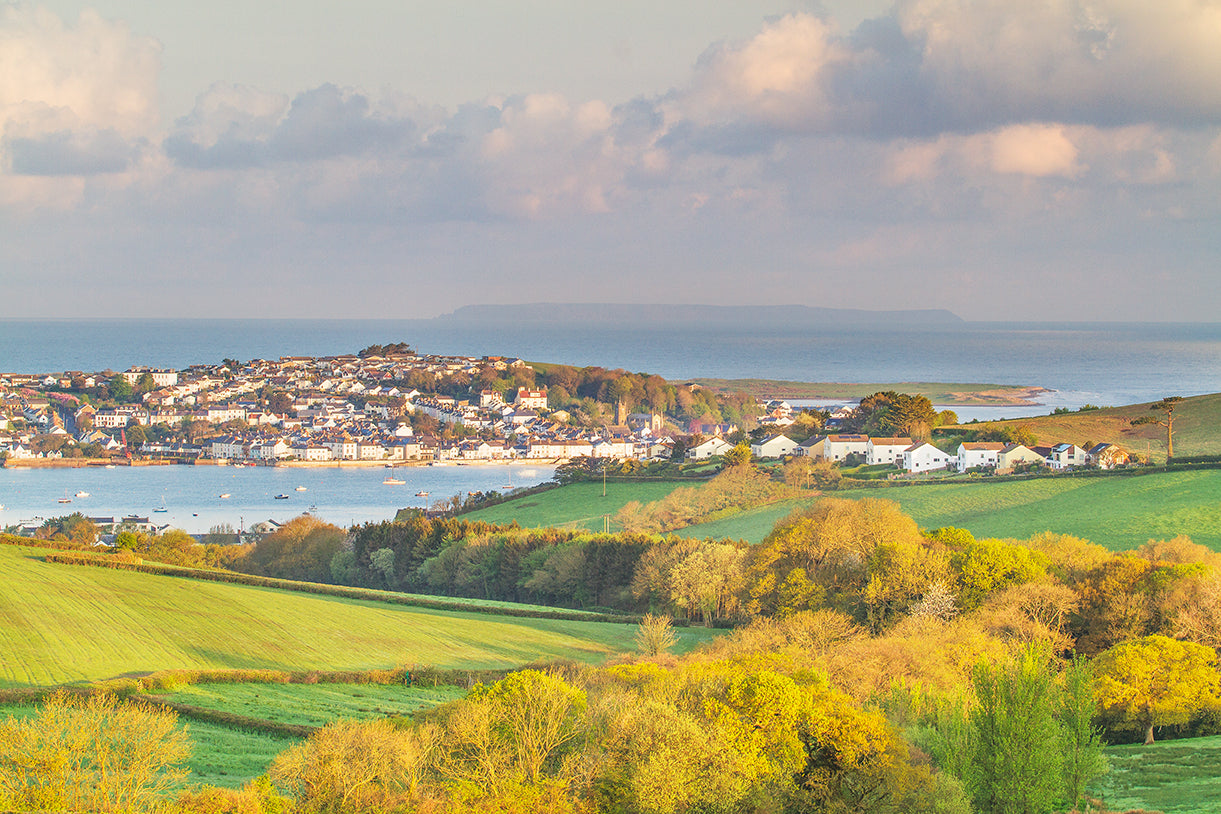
157;682;465;728
953;392;1221;462
676;470;1221;550
464;481;689;531
0;544;718;687
1093;735;1221;813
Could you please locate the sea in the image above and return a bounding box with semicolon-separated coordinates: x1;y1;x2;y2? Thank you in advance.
2;318;1219;533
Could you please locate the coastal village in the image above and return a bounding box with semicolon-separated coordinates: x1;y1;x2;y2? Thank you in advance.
1;349;1129;476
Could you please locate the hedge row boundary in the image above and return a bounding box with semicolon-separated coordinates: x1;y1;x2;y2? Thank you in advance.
42;550;644;625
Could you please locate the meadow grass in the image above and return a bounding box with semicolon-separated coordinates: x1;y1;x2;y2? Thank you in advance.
464;481;689;531
155;682;465;728
178;719;298;790
676;470;1221;550
1092;735;1221;813
0;544;718;688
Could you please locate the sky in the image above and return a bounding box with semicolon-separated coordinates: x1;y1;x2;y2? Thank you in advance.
2;0;1219;321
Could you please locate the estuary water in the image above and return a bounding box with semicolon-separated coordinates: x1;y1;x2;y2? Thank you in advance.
0;463;554;534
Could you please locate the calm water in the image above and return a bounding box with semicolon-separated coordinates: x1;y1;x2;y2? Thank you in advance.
0;463;553;534
3;318;1218;532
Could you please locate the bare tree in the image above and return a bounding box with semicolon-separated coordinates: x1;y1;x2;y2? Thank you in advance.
1131;396;1185;459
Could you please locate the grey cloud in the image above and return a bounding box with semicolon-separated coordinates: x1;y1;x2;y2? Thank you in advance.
6;129;142;175
167;84;417;169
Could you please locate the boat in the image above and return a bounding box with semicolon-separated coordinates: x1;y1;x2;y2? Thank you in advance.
274;494;290;500
57;496;72;504
74;491;90;498
104;464;116;469
219;493;231;499
154;494;168;512
415;490;430;497
295;486;307;491
383;476;406;485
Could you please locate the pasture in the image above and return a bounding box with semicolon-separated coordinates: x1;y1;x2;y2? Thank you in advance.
1093;735;1221;813
676;470;1221;550
0;544;716;687
464;480;688;531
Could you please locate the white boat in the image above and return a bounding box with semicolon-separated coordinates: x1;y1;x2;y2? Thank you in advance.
274;494;290;500
415;490;430;497
295;486;307;491
104;464;116;469
219;493;231;499
154;494;168;512
74;491;90;498
383;477;406;485
58;492;72;504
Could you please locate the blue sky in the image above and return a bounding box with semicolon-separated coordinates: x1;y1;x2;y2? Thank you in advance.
2;1;1219;320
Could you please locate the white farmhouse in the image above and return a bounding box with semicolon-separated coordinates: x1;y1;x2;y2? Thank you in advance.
957;442;1005;471
686;437;731;459
751;434;798;459
902;442;951;473
866;437;913;466
1049;443;1088;470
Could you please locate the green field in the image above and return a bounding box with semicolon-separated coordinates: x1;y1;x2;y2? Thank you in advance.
0;544;717;687
464;481;689;531
157;682;465;729
675;470;1221;550
1093;735;1221;813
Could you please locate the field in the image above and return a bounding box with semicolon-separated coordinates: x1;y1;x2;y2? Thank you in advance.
0;544;718;687
1093;735;1221;813
156;681;466;728
675;470;1221;550
464;481;688;531
956;392;1221;462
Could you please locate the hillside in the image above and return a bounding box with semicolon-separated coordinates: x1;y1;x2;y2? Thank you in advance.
676;470;1221;550
0;544;716;687
951;392;1221;462
687;379;1046;405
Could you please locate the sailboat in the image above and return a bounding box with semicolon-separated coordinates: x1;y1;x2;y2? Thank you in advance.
153;495;168;512
57;492;72;504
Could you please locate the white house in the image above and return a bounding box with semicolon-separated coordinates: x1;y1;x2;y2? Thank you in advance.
1087;443;1130;469
801;434;869;461
902;442;951;473
514;388;549;410
957;442;1005;471
687;437;732;459
751;434;798;459
866;437;913;466
1049;443;1088;470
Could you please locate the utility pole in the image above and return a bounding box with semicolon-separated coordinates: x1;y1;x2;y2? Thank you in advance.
602;463;607;497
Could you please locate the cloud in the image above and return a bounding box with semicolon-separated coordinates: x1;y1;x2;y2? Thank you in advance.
6;128;143;175
0;5;160;145
669;1;1221;145
166;84;416;169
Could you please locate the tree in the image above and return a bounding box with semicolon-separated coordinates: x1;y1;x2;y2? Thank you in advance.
1093;634;1221;744
271;718;439;811
1130;396;1185;459
721;442;752;469
0;692;189;813
1059;658;1108;811
107;375;133;403
968;648;1065;814
635;613;677;656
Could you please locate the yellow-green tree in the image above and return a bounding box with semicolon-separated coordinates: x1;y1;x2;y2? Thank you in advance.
1094;634;1221;744
0;692;189;813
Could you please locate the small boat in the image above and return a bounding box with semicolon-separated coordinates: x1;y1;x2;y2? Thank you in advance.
274;494;290;500
383;477;406;485
192;513;199;517
219;493;231;499
104;464;116;469
153;506;168;513
415;490;430;497
57;496;72;504
75;491;90;498
295;486;307;491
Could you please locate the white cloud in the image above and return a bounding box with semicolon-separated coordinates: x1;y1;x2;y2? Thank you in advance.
0;5;160;140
